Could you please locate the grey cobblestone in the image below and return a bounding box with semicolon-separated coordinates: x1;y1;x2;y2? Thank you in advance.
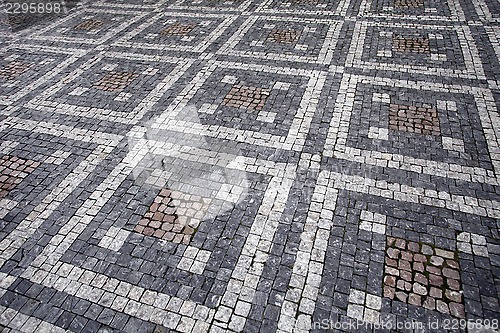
0;0;499;332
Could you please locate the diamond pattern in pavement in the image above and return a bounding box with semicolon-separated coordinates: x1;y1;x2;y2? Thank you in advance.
0;0;499;332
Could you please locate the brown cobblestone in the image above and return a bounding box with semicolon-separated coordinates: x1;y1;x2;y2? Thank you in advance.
389;104;440;136
0;61;32;80
161;23;196;36
94;71;138;92
74;19;104;30
223;85;271;111
383;237;464;318
134;188;210;244
267;29;301;44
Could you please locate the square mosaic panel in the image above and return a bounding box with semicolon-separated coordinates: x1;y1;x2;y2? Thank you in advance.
151;60;331;152
344;82;493;169
0;155;40;198
360;0;460;18
50;146;276;312
170;0;252;11
29;53;181;119
217;16;341;64
174;66;309;137
308;189;498;331
0;137;89;242
113;12;236;53
134;188;211;245
323;74;499;180
30;9;145;45
257;0;350;15
346;22;485;78
383;237;465;318
0;47;80;105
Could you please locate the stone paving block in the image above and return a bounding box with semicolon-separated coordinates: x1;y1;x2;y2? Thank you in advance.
0;155;40;198
0;0;499;333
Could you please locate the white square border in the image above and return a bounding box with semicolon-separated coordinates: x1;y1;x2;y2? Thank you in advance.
151;60;328;152
91;0;169;9
345;21;486;79
323;73;500;184
256;0;352;16
112;12;237;53
216;15;343;65
25;51;195;125
358;0;467;21
29;8;148;45
168;0;254;12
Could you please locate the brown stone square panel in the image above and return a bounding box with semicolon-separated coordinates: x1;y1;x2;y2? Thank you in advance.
389;104;440;135
392;36;430;53
394;0;425;8
383;237;465;318
94;71;138;92
0;61;32;80
74;19;104;31
161;23;196;36
267;29;301;44
0;155;40;198
222;85;271;111
134;189;211;245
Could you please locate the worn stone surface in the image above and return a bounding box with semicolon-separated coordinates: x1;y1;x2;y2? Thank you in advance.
0;0;499;332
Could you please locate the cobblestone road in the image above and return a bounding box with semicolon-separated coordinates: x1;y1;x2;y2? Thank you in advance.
0;0;499;332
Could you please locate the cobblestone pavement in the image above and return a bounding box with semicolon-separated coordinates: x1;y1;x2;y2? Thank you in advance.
0;0;499;332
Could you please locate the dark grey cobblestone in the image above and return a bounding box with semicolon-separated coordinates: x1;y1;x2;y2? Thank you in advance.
0;0;499;332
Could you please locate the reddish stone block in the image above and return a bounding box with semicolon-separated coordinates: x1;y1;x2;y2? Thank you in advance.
449;303;466;318
387;248;400;259
429;274;443;287
384;275;396;287
401;270;412;282
408;242;420;252
408;293;421;306
414;273;428;285
442;268;460;279
384;286;395;299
